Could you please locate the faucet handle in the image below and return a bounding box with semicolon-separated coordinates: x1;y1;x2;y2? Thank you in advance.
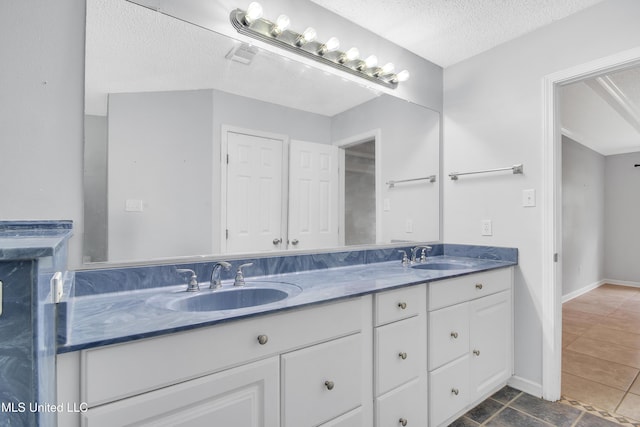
234;263;254;287
398;250;409;266
176;268;199;292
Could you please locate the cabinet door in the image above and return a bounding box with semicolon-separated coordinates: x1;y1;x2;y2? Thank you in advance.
282;333;363;427
429;355;469;427
469;290;512;401
81;357;279;427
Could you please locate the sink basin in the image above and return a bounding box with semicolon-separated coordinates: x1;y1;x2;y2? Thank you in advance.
411;260;474;270
150;282;302;313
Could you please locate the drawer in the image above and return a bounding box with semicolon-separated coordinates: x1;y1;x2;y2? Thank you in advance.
281;333;363;427
375;284;425;326
375;379;424;427
429;356;470;427
320;407;363;427
428;302;469;370
429;268;511;310
82;297;366;407
375;316;421;396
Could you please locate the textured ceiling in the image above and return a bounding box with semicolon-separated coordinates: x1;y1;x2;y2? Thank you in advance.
310;0;606;67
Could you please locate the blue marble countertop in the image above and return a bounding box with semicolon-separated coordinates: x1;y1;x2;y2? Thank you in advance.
59;255;516;353
0;220;73;260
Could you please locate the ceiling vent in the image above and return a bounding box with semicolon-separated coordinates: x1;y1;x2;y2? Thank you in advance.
225;43;258;65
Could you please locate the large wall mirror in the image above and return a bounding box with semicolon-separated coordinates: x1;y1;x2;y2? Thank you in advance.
83;0;440;265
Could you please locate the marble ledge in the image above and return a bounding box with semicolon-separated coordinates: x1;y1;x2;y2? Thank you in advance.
0;220;73;260
59;245;517;354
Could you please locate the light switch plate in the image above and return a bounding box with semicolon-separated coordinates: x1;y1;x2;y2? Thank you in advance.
125;199;144;212
481;219;493;236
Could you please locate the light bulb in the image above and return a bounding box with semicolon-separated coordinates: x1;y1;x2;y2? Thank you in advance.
339;47;359;63
380;62;395;75
296;27;317;46
345;47;359;61
364;55;378;68
324;37;340;52
395;69;410;82
244;2;263;24
271;14;290;36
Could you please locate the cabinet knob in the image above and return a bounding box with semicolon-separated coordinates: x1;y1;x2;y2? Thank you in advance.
272;238;282;245
398;302;407;310
324;380;335;390
257;335;269;345
399;418;408;426
475;283;483;290
398;352;408;360
291;239;299;245
450;331;459;339
473;349;481;356
451;388;459;396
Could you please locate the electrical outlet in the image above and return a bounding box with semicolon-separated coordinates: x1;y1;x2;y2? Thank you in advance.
383;198;391;211
481;219;492;236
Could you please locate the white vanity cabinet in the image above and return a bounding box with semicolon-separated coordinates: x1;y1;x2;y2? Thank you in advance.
373;285;428;427
427;268;513;427
57;296;373;427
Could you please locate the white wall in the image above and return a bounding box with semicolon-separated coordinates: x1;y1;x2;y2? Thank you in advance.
443;0;640;392
604;151;640;283
0;0;85;266
561;136;605;298
108;90;214;261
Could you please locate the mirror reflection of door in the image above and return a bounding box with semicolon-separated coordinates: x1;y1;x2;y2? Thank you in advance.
225;130;284;253
344;140;376;245
288;140;340;250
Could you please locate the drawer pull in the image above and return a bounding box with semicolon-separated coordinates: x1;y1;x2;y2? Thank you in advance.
451;388;459;396
450;331;459;339
399;418;408;426
398;302;407;310
398;352;408;360
257;335;269;345
324;380;335;390
473;349;481;356
475;283;483;290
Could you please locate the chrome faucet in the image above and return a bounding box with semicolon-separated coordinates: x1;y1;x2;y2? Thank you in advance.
176;268;199;292
210;261;232;290
410;245;432;263
234;263;254;287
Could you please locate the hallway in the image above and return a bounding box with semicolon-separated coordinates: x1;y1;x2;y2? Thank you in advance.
562;284;640;424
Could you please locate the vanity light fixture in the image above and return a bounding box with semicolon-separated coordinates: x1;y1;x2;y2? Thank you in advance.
230;2;409;89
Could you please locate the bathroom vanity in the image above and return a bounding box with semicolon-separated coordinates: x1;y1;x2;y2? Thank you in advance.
56;246;515;427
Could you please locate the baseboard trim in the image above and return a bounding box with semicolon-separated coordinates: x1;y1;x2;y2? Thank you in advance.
602;278;640;288
507;376;542;399
562;280;605;303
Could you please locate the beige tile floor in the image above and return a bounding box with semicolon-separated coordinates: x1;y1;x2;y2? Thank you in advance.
562;284;640;422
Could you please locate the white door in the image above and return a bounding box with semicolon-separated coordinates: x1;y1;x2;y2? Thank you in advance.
288;140;339;250
225;131;284;253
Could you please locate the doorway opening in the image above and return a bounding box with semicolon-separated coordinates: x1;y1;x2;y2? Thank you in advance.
344;140;376;245
542;47;640;405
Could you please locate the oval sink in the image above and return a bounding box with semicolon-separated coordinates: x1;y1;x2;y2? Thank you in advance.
411;261;474;270
150;282;302;313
